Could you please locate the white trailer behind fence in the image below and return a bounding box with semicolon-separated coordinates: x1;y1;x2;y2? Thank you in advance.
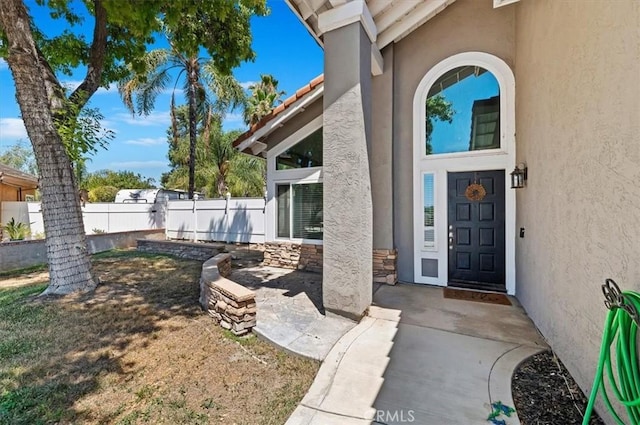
1;201;164;236
165;197;265;243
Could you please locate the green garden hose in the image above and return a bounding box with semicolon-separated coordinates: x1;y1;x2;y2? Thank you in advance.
583;279;640;425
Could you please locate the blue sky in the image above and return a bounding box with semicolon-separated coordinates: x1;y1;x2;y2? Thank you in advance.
0;0;323;183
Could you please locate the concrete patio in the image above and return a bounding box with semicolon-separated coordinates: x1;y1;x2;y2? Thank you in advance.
224;249;547;424
286;284;547;424
230;263;355;361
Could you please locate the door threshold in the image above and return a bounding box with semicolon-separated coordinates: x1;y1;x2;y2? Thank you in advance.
447;281;507;294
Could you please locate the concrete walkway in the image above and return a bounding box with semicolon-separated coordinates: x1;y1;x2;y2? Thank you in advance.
287;284;548;425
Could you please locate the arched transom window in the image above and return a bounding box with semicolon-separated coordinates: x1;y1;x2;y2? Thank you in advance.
425;66;500;156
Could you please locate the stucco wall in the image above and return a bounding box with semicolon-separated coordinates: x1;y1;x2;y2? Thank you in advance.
371;44;394;249
392;0;516;282
0;229;164;272
514;1;640;421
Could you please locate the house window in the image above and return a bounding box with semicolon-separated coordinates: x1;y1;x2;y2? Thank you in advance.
277;183;323;240
423;173;435;248
426;66;500;155
276;128;323;170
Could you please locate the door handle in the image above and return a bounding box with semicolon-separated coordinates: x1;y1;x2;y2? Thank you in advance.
449;231;454;250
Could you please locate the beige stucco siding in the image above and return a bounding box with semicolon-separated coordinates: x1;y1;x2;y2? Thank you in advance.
514;1;640;419
392;0;516;281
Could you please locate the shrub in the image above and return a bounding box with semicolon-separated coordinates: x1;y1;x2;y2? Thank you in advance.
2;218;30;241
89;186;119;202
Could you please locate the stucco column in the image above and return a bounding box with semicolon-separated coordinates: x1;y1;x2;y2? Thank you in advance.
322;20;373;320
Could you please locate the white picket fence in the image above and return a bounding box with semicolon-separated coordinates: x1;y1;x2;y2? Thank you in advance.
165;198;265;243
1;198;266;243
1;201;164;236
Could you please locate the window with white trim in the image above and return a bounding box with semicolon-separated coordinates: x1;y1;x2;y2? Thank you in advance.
423;173;435;248
276;127;323;170
277;183;323;240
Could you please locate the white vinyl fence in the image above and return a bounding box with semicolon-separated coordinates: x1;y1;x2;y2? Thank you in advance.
1;201;164;236
165;197;265;243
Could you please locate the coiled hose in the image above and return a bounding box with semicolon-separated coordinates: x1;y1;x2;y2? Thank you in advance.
583;280;640;425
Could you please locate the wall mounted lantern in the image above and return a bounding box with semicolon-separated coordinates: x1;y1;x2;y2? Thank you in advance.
510;163;528;189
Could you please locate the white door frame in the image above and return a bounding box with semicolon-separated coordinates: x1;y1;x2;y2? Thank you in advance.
412;52;517;295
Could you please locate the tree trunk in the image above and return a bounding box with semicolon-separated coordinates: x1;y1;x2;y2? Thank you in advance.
0;0;96;294
187;60;199;199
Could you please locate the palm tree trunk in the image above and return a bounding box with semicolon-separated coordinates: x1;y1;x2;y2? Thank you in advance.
0;0;96;294
187;60;199;199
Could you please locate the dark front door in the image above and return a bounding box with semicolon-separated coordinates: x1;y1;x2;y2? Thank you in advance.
447;170;505;292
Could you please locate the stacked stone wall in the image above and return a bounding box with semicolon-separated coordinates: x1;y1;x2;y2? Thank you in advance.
137;239;223;261
199;253;256;336
257;242;397;284
373;248;398;285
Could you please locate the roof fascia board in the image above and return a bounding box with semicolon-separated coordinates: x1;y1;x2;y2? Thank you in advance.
371;44;383;76
493;0;520;8
285;0;324;46
318;0;377;43
377;0;455;48
236;85;325;153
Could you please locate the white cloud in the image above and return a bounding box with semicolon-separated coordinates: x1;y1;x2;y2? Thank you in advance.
0;117;28;140
0;58;7;70
223;113;244;124
108;160;167;169
61;80;82;91
97;83;118;94
123;137;165;146
112;110;171;127
61;80;117;94
240;81;256;89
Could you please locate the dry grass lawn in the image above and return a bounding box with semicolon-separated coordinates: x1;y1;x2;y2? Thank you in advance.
0;251;319;425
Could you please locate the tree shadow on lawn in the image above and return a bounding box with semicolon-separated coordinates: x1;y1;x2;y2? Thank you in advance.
0;252;204;424
0;251;319;425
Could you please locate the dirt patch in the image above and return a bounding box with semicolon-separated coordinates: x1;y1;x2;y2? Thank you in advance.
0;251;318;424
0;270;49;288
512;350;605;425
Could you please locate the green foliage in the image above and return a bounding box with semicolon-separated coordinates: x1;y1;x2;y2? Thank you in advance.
425;94;455;155
244;74;285;126
88;185;118;202
0;141;38;176
161;107;265;198
54;101;114;163
84;170;155;192
0;0;267;190
1;218;30;241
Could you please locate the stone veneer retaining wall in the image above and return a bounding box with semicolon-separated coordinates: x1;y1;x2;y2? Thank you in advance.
255;241;397;284
137;239;224;261
199;253;256;335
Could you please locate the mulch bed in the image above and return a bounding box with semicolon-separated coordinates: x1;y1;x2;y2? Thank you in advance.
512;350;605;425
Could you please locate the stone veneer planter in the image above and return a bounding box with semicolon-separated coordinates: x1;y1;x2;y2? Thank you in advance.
198;253;257;336
372;249;398;285
136;240;257;335
137;239;224;261
260;242;323;272
255;241;398;285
